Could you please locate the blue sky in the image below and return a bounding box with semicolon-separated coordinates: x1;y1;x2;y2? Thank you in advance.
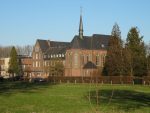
0;0;150;46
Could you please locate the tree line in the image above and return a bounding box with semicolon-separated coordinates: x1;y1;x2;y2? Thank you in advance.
0;45;33;58
103;23;150;77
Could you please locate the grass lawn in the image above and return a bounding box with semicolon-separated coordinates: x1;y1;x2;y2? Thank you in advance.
0;81;150;113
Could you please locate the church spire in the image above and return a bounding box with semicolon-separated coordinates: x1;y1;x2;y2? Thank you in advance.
79;7;83;39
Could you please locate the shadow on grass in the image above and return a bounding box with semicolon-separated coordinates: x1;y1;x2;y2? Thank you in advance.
0;81;54;96
88;89;150;112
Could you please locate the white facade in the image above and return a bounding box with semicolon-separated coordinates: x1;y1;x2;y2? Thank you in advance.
0;58;10;77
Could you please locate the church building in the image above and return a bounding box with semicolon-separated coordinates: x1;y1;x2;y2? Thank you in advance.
65;13;110;76
31;13;110;78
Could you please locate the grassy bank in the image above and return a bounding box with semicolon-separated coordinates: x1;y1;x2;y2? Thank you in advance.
0;82;150;113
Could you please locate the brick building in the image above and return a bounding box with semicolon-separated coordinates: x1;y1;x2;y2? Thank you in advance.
31;13;110;78
31;39;69;78
17;55;32;77
65;14;110;76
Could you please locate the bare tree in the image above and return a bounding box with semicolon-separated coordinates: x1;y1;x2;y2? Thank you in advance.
0;45;12;58
16;45;33;56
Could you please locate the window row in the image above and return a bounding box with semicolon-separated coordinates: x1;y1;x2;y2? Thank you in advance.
33;61;41;67
67;53;106;67
44;54;65;59
33;53;42;60
33;61;62;68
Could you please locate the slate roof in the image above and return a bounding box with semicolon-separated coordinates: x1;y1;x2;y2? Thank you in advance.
36;33;110;58
50;41;70;48
37;39;50;52
37;39;70;53
70;34;110;50
44;47;67;60
83;61;97;69
45;47;67;55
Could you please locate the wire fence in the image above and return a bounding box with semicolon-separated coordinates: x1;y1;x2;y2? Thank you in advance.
47;76;150;85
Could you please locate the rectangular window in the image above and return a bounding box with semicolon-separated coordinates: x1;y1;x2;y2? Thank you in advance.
45;61;47;66
36;53;38;59
36;61;38;67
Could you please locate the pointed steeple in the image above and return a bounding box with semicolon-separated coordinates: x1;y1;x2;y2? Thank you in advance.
79;7;83;39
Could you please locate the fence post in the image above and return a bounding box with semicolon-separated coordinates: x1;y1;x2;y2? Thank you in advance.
67;80;69;84
59;80;61;84
82;79;84;84
121;81;123;85
111;80;112;85
132;81;134;85
75;80;76;84
101;80;103;84
92;80;94;84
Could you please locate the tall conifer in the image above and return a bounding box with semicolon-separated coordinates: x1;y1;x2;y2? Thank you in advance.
126;27;147;76
8;46;20;77
105;23;123;76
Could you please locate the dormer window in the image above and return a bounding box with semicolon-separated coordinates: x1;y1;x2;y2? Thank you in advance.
62;54;64;57
44;55;47;59
101;44;105;48
59;54;61;57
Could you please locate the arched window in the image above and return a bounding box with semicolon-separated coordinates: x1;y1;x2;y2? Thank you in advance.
96;55;100;66
81;55;84;65
74;53;78;65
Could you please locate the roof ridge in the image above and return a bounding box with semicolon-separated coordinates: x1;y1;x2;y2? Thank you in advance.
92;34;111;36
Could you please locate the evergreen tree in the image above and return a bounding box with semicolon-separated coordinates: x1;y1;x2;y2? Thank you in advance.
147;55;150;76
8;46;20;78
126;27;147;76
105;23;123;76
146;43;150;76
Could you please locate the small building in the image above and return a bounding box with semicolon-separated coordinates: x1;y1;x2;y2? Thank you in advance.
17;55;32;78
0;58;10;78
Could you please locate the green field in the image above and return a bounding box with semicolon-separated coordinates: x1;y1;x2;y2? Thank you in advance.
0;81;150;113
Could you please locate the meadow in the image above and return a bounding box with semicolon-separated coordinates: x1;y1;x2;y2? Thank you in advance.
0;81;150;113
